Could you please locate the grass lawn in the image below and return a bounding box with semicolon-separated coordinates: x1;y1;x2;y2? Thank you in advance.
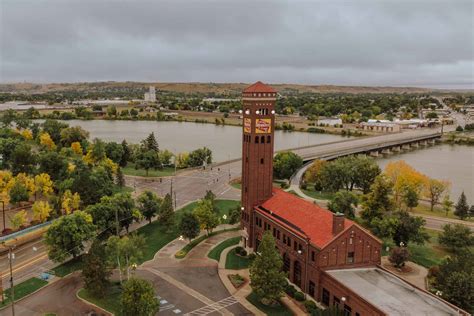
225;248;254;270
246;292;293;316
382;229;450;268
175;228;239;259
0;277;48;307
77;282;122;315
301;188;335;200
230;182;241;190
411;203;474;222
137;199;239;263
52;256;83;277
122;162;175;177
208;236;241;261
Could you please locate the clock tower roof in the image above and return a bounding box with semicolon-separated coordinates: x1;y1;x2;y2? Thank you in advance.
243;81;276;94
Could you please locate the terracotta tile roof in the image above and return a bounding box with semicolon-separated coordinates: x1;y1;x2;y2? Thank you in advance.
259;189;353;248
243;81;277;93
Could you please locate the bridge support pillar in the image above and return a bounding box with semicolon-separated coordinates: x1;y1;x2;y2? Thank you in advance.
402;144;411;150
370;151;379;157
382;148;391;155
392;146;401;152
429;139;437;145
421;140;428;146
411;142;419;148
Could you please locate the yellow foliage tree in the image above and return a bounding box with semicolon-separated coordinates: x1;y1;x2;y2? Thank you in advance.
424;178;450;212
384;161;428;208
12;173;36;197
34;173;54;198
61;190;81;214
32;201;52;223
0;170;13;192
71;142;83;155
10;210;28;229
21;129;33;140
40;132;56;150
67;162;76;173
304;160;327;183
176;152;190;168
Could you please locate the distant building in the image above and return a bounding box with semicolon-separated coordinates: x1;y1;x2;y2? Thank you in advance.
144;86;156;102
359;121;401;133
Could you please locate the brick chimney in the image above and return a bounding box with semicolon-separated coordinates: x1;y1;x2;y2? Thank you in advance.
332;212;345;235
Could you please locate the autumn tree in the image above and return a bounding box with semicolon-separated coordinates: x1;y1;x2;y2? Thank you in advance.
425;179;448;212
249;231;287;304
60;126;89;147
304;159;327;191
360;174;394;226
71;142;83;155
32;201;52;223
10;210;28;229
45;211;96;262
34;173;54;199
61;190;81;215
39;132;57;150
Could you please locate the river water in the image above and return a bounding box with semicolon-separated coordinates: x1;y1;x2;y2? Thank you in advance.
61;120;349;162
61;120;472;203
376;144;474;204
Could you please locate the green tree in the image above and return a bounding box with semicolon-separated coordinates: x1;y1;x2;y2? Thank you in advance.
38;151;68;181
249;231;287;304
69;162;114;206
402;186;419;211
187;147;212;167
9;181;29;205
137;191;161;223
229;204;241;224
179;213;200;241
116;167;125;187
42;119;69;144
105;141;125;164
193;199;219;235
82;241;111;298
159;193;175;228
204;190;218;213
435;251;473;312
142;132;159;152
121;278;159;316
327;190;358;219
273;152;303;180
120;140;131;167
1;109;17;127
136;150;162;176
44;211;96;262
391;211;429;246
454;192;469;220
442;195;454;217
360;174;394;226
106;234;146;282
351;155;381;193
438;224;473;252
107;105;117;118
11;143;36;174
60;126;89;147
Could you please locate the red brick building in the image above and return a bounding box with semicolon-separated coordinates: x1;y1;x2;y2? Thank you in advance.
240;82;467;316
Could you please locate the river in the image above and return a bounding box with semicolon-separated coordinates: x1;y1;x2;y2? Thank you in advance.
61;120;350;162
376;144;474;204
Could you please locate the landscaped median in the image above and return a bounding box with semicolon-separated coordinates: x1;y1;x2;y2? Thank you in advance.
174;227;239;259
207;236;241;261
0;277;48;309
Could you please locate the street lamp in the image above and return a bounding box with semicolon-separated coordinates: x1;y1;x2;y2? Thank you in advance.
1;201;5;234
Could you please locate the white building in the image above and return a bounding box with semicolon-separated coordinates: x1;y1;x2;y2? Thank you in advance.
144;86;156;102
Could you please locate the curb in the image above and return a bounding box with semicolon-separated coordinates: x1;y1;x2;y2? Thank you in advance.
76;289;113;315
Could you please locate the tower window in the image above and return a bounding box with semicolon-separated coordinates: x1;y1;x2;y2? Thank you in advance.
260;136;265;143
255;136;259;143
267;136;271;143
260;158;264;164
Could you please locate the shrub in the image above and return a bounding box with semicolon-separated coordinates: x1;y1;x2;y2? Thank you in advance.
455;125;464;132
389;246;410;268
294;291;305;301
235;246;245;256
247;253;256;260
285;284;297;297
304;300;317;312
428;265;440;279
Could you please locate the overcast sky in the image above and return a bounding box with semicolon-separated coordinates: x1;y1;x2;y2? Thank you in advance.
1;0;473;88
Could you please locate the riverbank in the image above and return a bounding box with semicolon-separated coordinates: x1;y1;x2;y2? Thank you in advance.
442;131;474;145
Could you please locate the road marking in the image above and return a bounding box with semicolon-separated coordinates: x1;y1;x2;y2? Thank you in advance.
0;252;49;276
185;296;238;315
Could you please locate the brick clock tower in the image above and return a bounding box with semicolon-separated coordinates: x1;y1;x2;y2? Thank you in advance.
240;81;277;250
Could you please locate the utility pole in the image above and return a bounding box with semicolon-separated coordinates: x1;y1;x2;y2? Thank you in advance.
5;245;15;316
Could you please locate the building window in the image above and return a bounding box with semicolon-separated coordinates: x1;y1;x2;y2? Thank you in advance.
283;253;290;273
298;244;303;252
333;296;340;308
260;135;265;143
287;237;291;247
309;281;315;297
293;241;297;251
311;251;315;261
322;289;330;306
267;135;271;143
255;136;259;143
344;305;352;316
277;230;280;240
283;235;287;244
260;158;264;164
273;228;276;237
347;251;355;264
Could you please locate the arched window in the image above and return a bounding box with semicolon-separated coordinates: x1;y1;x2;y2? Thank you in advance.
267;136;271;143
255;136;259;143
260;136;265;143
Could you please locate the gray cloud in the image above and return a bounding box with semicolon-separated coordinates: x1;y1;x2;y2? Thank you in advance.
1;0;472;88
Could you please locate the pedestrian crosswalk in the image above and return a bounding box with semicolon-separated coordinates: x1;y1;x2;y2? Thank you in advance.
157;295;181;314
185;296;238;315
